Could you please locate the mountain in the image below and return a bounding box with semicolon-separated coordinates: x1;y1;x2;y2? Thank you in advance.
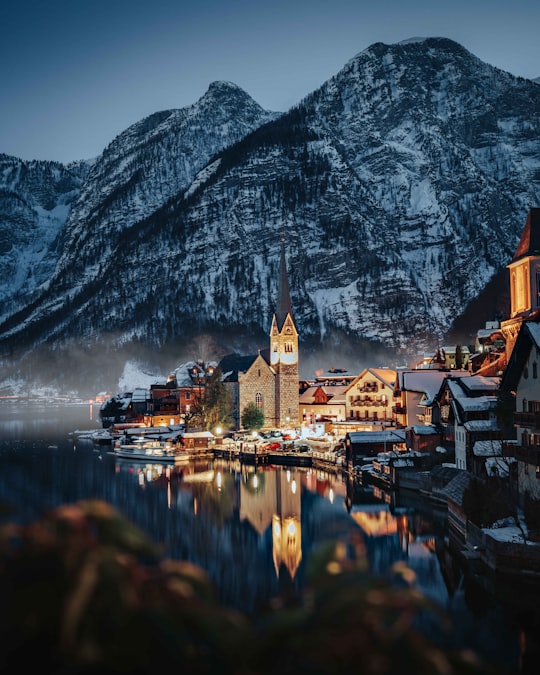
0;155;92;318
0;38;539;396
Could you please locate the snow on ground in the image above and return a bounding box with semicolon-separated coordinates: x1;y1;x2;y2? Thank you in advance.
117;360;164;393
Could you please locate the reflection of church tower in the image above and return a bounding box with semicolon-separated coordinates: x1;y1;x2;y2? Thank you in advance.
270;238;299;427
271;470;302;580
501;208;540;362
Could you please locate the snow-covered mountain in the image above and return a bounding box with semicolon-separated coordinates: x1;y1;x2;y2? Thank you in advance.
0;38;539;395
0;154;92;317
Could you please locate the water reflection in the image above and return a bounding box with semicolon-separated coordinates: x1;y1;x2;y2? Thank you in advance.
0;403;525;670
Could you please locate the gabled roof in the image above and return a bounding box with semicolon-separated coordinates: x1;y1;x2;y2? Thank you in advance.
299;385;348;404
396;369;458;403
275;238;294;330
510;208;540;263
364;367;396;388
499;321;540;392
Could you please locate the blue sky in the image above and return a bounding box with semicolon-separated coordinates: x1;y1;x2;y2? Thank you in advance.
2;0;539;164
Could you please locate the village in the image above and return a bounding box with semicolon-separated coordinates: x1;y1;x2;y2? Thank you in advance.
94;209;540;580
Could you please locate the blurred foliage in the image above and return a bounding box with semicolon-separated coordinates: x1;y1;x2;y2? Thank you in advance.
0;500;506;674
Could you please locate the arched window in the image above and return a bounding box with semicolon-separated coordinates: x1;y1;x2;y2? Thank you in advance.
523;398;528;413
533;362;538;379
255;392;263;409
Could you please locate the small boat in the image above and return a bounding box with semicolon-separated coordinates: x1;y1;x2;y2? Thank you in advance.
112;436;189;462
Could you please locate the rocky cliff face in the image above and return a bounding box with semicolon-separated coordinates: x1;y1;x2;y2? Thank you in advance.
0;38;539;394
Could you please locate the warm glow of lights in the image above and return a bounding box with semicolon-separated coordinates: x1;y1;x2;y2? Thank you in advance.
165;467;171;480
252;475;258;488
273;521;281;536
146;469;152;482
216;471;222;490
287;521;296;536
286;470;291;482
291;479;297;494
194;498;198;515
167;483;171;509
138;472;145;486
252;431;258;438
329;488;334;504
216;426;222;435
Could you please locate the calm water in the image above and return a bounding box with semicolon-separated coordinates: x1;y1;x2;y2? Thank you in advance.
0;401;531;671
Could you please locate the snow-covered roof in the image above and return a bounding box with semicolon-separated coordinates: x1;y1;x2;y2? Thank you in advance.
463;419;500;431
525;322;540;348
131;387;149;402
485;456;516;478
298;385;348;404
410;424;439;436
347;430;406;444
457;396;498;412
462;375;500;392
473;440;502;456
366;367;396;388
398;370;452;400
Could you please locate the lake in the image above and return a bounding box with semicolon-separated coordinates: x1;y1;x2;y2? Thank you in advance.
0;401;530;671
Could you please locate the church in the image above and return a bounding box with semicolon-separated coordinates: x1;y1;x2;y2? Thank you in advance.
220;240;299;430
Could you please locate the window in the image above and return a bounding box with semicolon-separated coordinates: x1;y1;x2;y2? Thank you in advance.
523;398;528;413
524;366;529;379
285;342;294;353
534;362;538;379
185;391;191;400
255;392;263;408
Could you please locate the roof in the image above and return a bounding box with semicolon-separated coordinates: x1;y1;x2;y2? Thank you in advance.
397;369;455;401
499;321;540;391
347;430;406;445
298;385;348;404
275;238;293;329
365;367;396;388
473;440;502;456
463;419;501;431
219;353;261;382
131;388;149;402
457;396;498;413
409;424;439;436
439;471;474;506
510;208;540;263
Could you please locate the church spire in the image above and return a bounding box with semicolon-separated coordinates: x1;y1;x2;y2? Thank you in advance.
275;235;293;330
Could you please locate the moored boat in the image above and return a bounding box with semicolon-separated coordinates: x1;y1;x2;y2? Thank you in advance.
112;436;190;462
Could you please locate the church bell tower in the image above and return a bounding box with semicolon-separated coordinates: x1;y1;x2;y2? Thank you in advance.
270;238;299;427
501;208;540;361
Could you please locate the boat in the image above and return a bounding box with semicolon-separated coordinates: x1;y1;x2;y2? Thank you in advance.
112;436;190;462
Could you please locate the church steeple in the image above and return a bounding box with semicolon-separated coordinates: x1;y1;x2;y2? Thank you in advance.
275;236;293;330
269;236;299;427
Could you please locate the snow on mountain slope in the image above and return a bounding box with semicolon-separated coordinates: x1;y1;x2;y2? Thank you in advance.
0;38;539;395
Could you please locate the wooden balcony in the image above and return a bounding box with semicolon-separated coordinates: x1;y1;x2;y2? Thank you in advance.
350;398;387;408
502;442;540;467
392;406;406;415
514;411;540;429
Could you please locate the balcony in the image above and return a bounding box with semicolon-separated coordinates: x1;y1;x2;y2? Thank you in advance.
350;398;388;408
503;442;540;466
356;384;379;393
392;406;406;415
514;411;540;429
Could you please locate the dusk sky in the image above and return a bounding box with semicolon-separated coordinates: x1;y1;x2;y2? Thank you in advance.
2;0;539;164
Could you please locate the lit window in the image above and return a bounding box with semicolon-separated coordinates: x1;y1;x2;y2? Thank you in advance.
255;392;263;408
